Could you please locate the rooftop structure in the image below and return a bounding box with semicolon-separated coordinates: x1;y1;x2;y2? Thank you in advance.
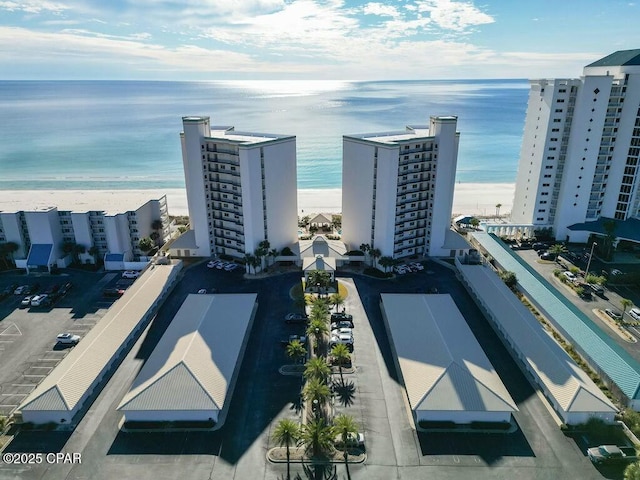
380;293;517;425
118;293;257;425
456;258;617;424
471;231;640;409
18;262;182;424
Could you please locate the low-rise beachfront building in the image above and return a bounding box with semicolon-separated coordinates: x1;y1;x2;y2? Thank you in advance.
0;196;169;271
341;116;460;259
180;116;298;259
117;294;257;426
380;293;518;426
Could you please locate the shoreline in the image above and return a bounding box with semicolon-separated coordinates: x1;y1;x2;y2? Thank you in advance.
0;183;515;218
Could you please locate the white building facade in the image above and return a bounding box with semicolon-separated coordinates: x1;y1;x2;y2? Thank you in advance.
512;49;640;241
180;116;298;258
0;197;169;268
342;116;460;258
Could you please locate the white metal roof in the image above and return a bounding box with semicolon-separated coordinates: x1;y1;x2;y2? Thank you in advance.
380;294;517;414
19;262;182;414
456;262;617;414
118;293;257;412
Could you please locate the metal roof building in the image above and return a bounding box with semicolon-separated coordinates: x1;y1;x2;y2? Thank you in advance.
118;293;258;425
18;262;182;424
471;231;640;410
456;258;618;424
380;293;518;425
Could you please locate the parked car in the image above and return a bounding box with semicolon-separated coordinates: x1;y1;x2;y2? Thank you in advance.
334;432;365;448
331;320;354;330
611;269;624;276
330;327;354;337
197;289;208;294
284;313;308;324
605;309;623;321
20;295;35;308
280;334;307;346
56;333;81;345
331;312;353;322
329;332;354;351
14;285;29;295
588;445;638;464
58;282;73;296
103;287;125;298
589;284;605;296
532;242;548;251
30;294;49;307
224;263;238;271
629;308;640;321
540;252;555;261
206;260;220;269
562;271;576;282
122;270;140;279
43;284;60;295
0;284;18;299
410;262;424;270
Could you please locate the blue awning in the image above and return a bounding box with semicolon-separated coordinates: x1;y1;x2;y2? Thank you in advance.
27;244;53;267
105;253;125;262
568;217;640;243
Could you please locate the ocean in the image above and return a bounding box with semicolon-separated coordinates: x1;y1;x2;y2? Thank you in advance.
0;79;529;190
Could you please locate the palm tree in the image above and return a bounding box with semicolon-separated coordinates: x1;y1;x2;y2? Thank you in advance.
304;357;331;383
602;219;618;261
307;318;329;344
73;243;86;262
378;256;393;273
329;293;344;313
273;418;300;480
4;241;19;263
286;339;307;365
625;459;640;480
369;248;381;268
138;237;155;254
243;253;253;274
359;243;370;254
88;245;100;264
307;270;332;295
470;217;480;229
250;255;261;274
495;203;502;218
331;214;342;231
622;298;634;319
330;343;351;384
299;418;334;459
268;248;279;266
303;378;331;412
151;219;164;231
547;243;568;260
333;414;359;468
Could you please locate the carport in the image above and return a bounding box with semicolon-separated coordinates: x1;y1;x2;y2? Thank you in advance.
380;293;517;425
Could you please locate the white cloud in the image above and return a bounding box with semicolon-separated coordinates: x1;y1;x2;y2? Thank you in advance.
363;2;400;17
413;0;494;31
0;0;68;14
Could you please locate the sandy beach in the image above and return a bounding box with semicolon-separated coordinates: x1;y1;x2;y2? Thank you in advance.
0;183;515;219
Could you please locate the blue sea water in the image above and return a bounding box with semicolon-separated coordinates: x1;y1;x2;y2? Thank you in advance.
0;79;529;190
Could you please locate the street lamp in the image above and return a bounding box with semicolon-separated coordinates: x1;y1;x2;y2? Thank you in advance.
585;242;598;279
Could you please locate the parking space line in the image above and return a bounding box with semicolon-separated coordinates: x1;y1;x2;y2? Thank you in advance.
1;393;26;396
38;358;61;362
23;374;46;378
12;384;33;387
0;324;22;336
30;366;53;370
0;341;13;343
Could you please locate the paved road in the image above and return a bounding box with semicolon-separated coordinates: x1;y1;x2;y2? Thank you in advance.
0;261;613;480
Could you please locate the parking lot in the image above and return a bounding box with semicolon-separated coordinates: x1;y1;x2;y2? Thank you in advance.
0;270;140;421
1;260;616;480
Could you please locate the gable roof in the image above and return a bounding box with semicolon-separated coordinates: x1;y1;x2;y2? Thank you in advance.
19;263;181;414
587;49;640;67
381;294;517;414
309;213;333;225
118;294;257;413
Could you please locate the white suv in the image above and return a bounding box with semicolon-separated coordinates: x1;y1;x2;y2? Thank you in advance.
629;308;640;321
122;270;140;279
56;333;80;345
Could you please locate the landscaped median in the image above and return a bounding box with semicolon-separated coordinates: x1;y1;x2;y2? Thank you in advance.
593;309;637;343
267;445;366;464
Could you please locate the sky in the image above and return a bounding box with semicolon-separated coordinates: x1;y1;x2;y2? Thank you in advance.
0;0;639;80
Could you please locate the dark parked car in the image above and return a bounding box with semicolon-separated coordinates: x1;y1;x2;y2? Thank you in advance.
43;284;60;295
103;287;125;298
540;252;556;260
58;282;73;296
532;242;548;251
331;312;354;322
0;284;18;299
284;313;308;324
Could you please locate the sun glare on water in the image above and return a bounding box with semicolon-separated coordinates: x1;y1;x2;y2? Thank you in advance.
214;80;353;98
